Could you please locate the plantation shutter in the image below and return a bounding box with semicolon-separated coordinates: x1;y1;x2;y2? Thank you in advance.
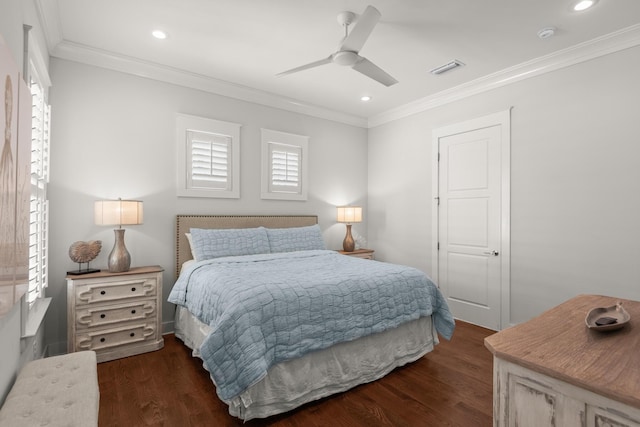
28;76;50;305
269;143;301;194
187;130;231;191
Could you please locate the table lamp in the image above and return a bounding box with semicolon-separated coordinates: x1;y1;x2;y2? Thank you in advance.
94;198;143;272
336;206;362;252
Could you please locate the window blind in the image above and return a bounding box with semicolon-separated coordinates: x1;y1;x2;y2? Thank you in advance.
28;76;50;306
272;149;299;187
269;143;301;193
187;130;231;190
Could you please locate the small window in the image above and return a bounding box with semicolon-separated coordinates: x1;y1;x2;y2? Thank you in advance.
261;129;308;201
177;114;240;198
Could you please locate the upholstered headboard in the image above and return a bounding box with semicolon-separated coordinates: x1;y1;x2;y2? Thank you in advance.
175;215;318;278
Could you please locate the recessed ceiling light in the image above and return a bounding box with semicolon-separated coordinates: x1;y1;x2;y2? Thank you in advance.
572;0;597;11
360;95;372;102
152;30;167;40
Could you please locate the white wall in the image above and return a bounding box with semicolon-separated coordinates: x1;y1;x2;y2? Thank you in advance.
368;45;640;325
46;59;368;353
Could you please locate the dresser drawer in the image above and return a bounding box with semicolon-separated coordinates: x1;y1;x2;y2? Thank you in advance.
75;322;158;352
76;300;157;329
75;276;157;305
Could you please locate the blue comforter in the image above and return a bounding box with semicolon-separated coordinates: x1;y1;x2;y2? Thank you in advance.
168;250;454;400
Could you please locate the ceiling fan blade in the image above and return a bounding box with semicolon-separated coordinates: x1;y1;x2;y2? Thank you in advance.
340;5;381;53
352;57;398;87
276;57;333;77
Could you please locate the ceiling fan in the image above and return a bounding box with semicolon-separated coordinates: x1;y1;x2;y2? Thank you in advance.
277;5;398;87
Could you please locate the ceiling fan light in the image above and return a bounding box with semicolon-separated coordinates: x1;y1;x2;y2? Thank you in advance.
333;51;359;66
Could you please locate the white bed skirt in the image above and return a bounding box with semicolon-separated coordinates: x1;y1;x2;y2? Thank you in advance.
174;306;439;421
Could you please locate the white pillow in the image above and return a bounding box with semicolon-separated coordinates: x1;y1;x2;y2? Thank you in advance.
185;232;197;261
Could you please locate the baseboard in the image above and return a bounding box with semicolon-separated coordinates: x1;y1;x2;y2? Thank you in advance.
46;340;67;357
162;320;175;335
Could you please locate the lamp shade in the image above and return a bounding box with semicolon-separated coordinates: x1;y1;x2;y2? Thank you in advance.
336;206;362;223
95;199;143;227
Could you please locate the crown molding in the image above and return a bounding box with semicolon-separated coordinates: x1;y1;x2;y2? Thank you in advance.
368;23;640;128
35;0;63;53
49;41;368;128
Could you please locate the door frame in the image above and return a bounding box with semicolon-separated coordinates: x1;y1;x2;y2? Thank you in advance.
431;109;511;330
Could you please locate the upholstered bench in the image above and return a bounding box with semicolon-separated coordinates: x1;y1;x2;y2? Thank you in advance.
0;351;99;427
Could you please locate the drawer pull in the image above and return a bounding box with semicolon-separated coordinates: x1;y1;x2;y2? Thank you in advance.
78;313;92;325
100;290;106;295
130;332;135;337
131;309;136;314
100;314;106;319
100;337;106;343
131;287;136;292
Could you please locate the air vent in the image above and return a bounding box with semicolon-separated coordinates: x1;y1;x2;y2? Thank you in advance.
430;60;465;75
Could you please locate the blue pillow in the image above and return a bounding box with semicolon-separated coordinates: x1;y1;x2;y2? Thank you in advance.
190;227;271;261
266;224;326;253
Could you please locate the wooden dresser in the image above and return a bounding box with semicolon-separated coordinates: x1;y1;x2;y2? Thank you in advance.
67;266;164;362
485;294;640;427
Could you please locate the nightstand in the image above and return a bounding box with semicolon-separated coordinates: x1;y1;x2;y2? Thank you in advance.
337;248;375;259
66;265;164;362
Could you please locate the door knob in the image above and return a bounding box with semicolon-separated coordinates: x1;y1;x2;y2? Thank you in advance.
483;250;499;256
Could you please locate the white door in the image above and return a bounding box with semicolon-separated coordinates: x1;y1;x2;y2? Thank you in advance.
432;111;510;331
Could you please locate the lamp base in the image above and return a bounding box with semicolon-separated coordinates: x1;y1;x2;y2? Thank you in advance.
342;224;355;252
108;228;131;273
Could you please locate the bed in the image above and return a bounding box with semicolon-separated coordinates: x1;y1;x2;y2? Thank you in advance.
168;215;455;421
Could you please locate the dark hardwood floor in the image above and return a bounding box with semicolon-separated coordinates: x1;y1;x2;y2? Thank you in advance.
97;321;494;426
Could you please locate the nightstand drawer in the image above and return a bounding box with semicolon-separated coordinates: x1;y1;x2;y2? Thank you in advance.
75;322;158;352
75;277;157;305
76;300;157;329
